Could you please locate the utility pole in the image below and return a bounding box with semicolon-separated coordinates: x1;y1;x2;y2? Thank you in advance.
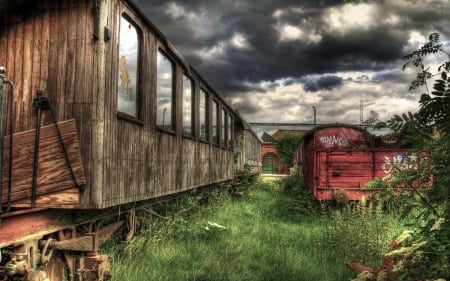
360;94;363;126
312;106;316;128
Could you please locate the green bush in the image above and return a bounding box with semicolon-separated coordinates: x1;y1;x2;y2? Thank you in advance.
277;175;320;215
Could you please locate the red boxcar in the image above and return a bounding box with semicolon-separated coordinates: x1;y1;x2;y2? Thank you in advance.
294;124;425;202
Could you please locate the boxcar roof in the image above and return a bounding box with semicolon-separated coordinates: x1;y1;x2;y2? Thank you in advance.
300;124;368;141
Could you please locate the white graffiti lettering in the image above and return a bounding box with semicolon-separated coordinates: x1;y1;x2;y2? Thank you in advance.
319;135;347;148
382;154;418;174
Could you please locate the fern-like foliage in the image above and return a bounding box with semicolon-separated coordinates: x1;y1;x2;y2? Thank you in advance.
402;32;450;137
375;111;432;148
376;32;450;280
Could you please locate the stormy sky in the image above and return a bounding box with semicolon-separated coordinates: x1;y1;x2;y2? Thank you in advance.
134;0;450;133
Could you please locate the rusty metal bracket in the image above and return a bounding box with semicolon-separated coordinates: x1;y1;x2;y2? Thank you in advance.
39;221;123;252
93;0;101;40
40;238;55;265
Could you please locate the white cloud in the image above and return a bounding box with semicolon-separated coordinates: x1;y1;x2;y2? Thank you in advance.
324;3;377;34
165;2;220;39
229;70;420;126
199;43;227;61
231;33;250;49
272;7;322;44
275;23;303;41
406;31;427;49
165;2;185;18
272;7;304;20
382;14;401;26
196;32;250;62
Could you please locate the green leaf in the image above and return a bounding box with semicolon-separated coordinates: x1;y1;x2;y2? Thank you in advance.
431;91;444;97
402;113;408;121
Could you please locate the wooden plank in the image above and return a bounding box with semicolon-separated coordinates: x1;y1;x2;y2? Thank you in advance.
22;11;34;132
74;0;88;104
9;187;79;208
39;0;50;101
1;119;85;205
0;11;6;64
29;1;43;131
62;0;75;106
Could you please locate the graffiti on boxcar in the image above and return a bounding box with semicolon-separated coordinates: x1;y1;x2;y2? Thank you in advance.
319;135;348;148
382;153;419;174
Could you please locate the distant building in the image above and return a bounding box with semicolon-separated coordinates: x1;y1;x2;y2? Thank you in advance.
260;129;307;174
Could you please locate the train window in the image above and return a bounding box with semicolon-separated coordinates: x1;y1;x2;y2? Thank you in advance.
228;114;233;148
117;15;140;117
212;100;219;144
157;50;175;130
221;108;226;146
199;89;208;141
182;74;194;136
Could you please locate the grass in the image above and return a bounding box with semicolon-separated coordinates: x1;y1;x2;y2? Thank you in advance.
103;176;407;281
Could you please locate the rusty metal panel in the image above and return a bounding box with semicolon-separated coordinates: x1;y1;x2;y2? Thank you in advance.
0;209;73;247
298;125;427;201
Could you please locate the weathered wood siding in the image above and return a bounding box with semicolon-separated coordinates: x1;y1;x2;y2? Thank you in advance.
0;0;95;207
234;128;261;174
94;0;237;208
1;0;239;210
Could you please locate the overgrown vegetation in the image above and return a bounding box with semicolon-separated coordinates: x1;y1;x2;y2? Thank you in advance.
275;133;303;168
366;33;450;280
279;176;406;275
102;34;450;281
103;176;409;281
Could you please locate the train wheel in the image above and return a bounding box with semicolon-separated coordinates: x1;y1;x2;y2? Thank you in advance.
333;189;349;205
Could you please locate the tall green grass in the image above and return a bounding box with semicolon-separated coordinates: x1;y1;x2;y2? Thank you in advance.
103;176;406;281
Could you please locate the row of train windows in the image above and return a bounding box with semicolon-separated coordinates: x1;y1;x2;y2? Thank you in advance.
117;15;233;147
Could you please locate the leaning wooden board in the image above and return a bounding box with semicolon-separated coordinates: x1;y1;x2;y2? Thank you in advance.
1;119;85;208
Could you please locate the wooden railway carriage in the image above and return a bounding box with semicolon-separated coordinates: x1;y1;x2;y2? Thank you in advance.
234;112;261;174
294;124;425;202
0;1;260;280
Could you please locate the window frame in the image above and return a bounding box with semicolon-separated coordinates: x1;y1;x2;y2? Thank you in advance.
221;107;226;147
156;48;176;132
212;99;219;145
228;113;234;149
182;73;194;137
117;13;143;123
199;88;209;142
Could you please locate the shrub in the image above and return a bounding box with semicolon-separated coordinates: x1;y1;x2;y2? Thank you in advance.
277;175;320;215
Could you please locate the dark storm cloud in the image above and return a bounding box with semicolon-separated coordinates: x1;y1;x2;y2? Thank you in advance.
232;100;262;115
138;2;440;72
373;70;409;83
302;75;343;92
136;0;443;93
132;0;449;125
